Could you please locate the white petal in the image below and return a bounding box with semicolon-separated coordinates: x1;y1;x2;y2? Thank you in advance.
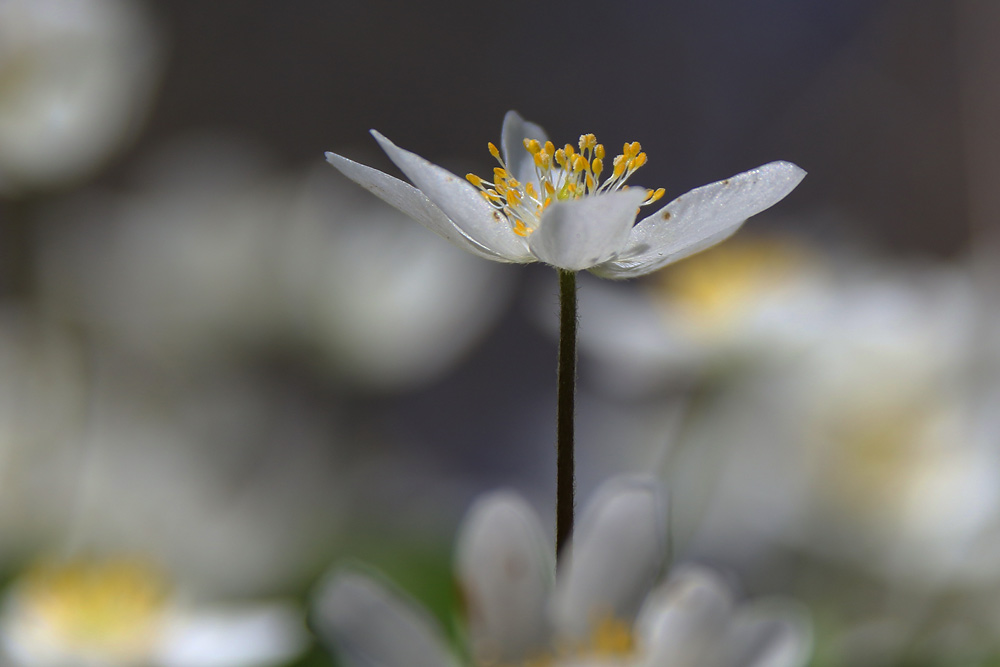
723;602;812;667
325;151;507;262
455;491;554;663
312;568;458;667
636;565;735;665
500;110;548;187
592;162;806;279
551;475;667;639
157;602;309;667
371;131;534;262
529;189;649;271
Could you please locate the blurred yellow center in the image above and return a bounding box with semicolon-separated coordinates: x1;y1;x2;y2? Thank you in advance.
655;238;808;332
587;615;635;655
16;558;168;661
502;616;635;667
466;134;665;238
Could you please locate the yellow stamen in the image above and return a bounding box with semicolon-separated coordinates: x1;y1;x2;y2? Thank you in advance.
590;616;635;655
466;128;659;238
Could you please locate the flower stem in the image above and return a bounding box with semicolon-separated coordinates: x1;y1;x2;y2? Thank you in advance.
556;268;577;556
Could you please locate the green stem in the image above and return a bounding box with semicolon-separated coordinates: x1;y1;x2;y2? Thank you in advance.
556;268;577;556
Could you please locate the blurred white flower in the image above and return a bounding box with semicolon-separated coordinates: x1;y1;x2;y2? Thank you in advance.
0;557;307;667
37;138;293;366
313;476;811;667
0;0;162;193
575;236;836;393
280;168;512;390
39;137;511;389
326;111;805;276
669;261;999;586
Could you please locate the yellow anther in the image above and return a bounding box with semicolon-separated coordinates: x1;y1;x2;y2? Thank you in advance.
572;154;588;172
622;142;632;159
579;133;597;151
564;144;576;158
612;155;627;178
592;157;604;177
493;167;508;179
632;152;647;168
586;173;595;190
544;182;556;196
488;142;501;159
524;138;541;154
544;141;555;155
595;144;605;160
629;141;642;155
554;148;568;168
525;182;537;198
513;219;531;237
466;173;483;187
647;187;665;203
543;196;552;209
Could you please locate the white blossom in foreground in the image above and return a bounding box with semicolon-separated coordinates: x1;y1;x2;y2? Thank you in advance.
325;111;805;277
0;558;308;667
313;477;811;667
0;0;162;193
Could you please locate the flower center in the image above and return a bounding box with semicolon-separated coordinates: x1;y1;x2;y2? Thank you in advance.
654;238;810;333
466;134;665;238
6;557;168;662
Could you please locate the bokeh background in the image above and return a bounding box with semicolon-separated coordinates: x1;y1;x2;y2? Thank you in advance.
1;1;1000;665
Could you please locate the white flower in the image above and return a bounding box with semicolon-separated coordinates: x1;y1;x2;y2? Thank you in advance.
39;138;511;389
325;111;805;276
0;558;308;667
0;0;162;193
313;476;811;667
280;168;512;389
573;237;837;393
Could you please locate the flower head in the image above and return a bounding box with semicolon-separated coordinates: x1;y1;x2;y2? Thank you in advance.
325;111;805;276
313;476;812;667
0;556;308;667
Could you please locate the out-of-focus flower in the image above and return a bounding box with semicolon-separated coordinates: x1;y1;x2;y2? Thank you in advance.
280;169;511;390
37;139;294;366
668;262;996;586
0;557;307;667
575;236;835;393
313;476;811;667
325;111;805;276
0;0;162;193
39;137;510;389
